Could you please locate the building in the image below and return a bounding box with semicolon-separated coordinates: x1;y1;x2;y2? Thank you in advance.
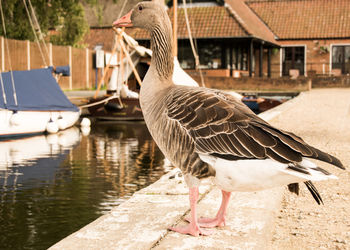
246;0;350;77
84;0;350;79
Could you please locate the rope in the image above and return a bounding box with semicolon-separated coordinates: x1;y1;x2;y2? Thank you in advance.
182;0;205;87
0;71;7;106
27;0;50;64
117;0;128;19
79;95;121;109
0;0;18;106
125;44;129;86
22;0;48;67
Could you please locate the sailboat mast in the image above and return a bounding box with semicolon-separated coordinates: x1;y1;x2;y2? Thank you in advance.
172;0;178;57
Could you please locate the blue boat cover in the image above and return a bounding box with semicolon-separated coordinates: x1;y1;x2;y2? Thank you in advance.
54;65;70;76
0;68;78;111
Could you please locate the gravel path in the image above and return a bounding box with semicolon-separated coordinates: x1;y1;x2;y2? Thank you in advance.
269;89;350;249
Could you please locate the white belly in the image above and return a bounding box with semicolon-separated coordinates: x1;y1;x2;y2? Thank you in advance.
199;155;336;192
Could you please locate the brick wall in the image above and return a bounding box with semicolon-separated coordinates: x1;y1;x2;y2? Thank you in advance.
190;75;311;92
311;76;350;88
189;74;350;91
271;39;350;77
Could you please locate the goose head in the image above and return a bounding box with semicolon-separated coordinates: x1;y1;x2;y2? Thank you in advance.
113;2;171;33
113;2;174;81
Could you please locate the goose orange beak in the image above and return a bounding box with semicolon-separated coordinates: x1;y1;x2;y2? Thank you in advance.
113;10;133;27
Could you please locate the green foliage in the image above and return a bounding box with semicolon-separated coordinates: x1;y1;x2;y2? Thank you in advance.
0;0;54;41
49;1;88;47
0;0;89;47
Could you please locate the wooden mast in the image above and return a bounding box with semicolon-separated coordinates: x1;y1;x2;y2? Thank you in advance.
173;0;178;57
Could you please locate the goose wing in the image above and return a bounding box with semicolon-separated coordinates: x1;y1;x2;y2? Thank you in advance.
165;86;343;169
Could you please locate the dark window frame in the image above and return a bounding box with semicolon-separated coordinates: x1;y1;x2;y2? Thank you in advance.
282;46;305;76
332;45;350;75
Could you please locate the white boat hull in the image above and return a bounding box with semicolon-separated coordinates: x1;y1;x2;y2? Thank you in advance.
0;109;80;138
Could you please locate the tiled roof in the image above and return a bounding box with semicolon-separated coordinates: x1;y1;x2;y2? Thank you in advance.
225;0;278;44
84;3;280;51
84;27;116;51
172;6;250;38
127;6;250;40
246;0;350;39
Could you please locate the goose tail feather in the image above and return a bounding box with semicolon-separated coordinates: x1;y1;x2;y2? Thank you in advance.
304;181;323;205
288;181;323;205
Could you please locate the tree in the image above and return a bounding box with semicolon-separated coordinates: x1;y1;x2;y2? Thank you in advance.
49;0;88;47
0;0;53;42
0;0;90;47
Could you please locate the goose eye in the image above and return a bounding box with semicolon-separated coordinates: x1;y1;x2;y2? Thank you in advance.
138;5;143;11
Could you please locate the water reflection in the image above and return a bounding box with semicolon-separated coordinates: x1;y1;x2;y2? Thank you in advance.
0;122;165;250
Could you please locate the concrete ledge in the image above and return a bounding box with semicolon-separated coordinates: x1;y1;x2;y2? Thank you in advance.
49;168;283;250
153;187;282;250
49;170;210;249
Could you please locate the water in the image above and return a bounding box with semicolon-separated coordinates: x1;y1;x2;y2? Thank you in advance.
0;122;165;250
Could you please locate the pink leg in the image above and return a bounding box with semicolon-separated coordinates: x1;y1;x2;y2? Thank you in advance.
196;190;231;228
169;187;211;236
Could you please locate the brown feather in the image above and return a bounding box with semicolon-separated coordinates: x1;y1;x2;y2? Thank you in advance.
242;126;277;147
233;129;266;158
271;141;302;162
266;148;290;163
163;86;343;176
224;133;253;157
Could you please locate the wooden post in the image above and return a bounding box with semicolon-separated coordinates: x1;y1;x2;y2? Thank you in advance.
221;42;227;70
26;40;30;70
240;48;244;70
259;42;263;77
229;45;233;77
69;46;72;90
49;43;53;66
86;48;89;89
173;0;178;57
119;39;142;86
249;40;254;77
236;47;239;70
120;34;124;87
308;78;312;90
267;47;271;78
1;36;4;71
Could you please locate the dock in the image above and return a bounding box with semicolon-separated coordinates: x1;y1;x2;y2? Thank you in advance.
50;88;350;249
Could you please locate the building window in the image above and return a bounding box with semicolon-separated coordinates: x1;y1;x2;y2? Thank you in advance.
178;41;195;69
198;43;222;69
178;40;249;71
230;47;248;71
178;40;224;69
332;45;350;74
282;46;305;76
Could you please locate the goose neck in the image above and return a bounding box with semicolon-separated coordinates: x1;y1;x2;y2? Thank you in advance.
150;23;174;81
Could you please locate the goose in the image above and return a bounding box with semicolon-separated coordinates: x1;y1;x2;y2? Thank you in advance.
113;2;344;236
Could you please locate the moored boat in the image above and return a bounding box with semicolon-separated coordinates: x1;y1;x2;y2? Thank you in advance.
0;68;80;139
87;95;142;121
242;95;286;114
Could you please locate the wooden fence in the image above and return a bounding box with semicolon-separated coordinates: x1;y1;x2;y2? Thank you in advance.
0;36;98;90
